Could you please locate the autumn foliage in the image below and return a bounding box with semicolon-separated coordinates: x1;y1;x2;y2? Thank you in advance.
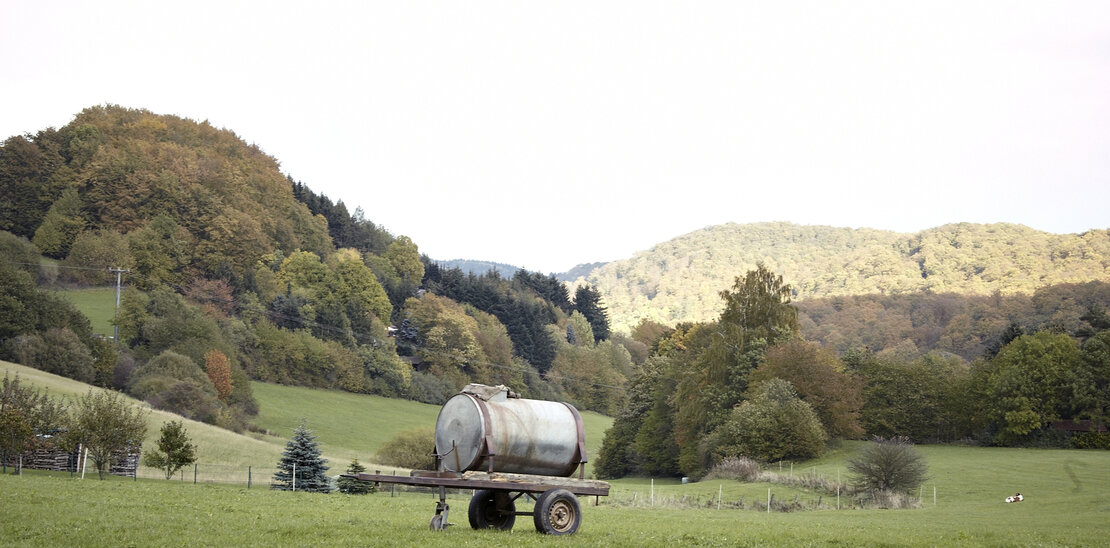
204;350;233;401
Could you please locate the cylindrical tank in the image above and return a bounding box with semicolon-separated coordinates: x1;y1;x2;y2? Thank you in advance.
434;384;585;477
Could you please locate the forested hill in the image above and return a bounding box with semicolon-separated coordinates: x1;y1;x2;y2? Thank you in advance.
0;105;334;285
573;222;1110;333
1;105;632;425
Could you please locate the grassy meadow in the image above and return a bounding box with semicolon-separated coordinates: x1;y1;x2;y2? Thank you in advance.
50;286;117;337
5;359;1109;545
2;444;1107;547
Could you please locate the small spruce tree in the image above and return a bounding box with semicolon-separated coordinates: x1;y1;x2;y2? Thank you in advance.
337;458;375;494
272;420;330;492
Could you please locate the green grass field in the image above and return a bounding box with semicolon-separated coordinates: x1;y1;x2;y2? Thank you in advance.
5;360;1109;545
2;444;1107;547
50;286;117;337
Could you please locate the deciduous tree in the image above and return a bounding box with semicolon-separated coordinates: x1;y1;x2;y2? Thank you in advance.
31;188;85;259
65;390;148;480
142;420;197;480
752;339;863;438
984;331;1081;444
1;373;67;473
204;350;234;401
707;378;827;463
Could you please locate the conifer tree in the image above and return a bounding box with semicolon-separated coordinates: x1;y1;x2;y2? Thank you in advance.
336;458;375;494
272;420;330;492
574;285;610;342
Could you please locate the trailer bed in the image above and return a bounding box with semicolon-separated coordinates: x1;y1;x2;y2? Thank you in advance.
345;469;610;534
352;469;610;496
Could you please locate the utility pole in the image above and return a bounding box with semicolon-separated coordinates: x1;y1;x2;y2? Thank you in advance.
109;267;130;343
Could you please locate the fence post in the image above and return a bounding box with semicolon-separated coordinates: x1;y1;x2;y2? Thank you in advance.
194;463;198;484
248;466;252;489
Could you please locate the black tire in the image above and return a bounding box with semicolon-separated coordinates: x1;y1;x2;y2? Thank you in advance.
533;488;581;535
468;489;516;530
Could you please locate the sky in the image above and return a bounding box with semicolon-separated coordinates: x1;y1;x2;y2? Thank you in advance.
3;2;1109;274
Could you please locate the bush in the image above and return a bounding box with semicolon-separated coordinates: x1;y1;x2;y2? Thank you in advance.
406;372;456;405
703;456;763;482
375;427;435;470
1073;431;1110;450
847;436;929;493
708;379;827;463
6;328;96;383
129;350;221;423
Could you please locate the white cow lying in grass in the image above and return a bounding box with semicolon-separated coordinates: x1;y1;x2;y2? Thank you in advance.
1005;493;1024;503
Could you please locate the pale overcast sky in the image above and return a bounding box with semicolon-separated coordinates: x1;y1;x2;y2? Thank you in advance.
3;2;1108;273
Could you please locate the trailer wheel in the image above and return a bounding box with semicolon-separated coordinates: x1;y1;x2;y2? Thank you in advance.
468;489;516;530
533;488;581;535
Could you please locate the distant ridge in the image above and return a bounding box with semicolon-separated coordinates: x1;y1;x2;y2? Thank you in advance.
557;262;608;282
570;221;1110;333
433;258;522;278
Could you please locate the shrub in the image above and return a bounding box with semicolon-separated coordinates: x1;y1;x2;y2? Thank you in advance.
1073;431;1110;450
847;436;929;493
406;372;455;405
6;328;96;383
703;456;763;482
708;379;827;463
130;350;221;422
375;427;435;470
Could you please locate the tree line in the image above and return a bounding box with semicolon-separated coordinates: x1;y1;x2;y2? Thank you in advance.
595;264;1110;480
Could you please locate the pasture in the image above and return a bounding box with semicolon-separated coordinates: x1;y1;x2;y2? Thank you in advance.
4;359;1108;545
2;443;1108;546
50;286;117;337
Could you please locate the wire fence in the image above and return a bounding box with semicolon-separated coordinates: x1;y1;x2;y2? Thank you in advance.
135;463;278;487
132;464;450;496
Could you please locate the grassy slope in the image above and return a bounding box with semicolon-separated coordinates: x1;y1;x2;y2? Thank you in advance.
49;287;117;337
251;381;614;469
2;360;613;477
2;360;285;475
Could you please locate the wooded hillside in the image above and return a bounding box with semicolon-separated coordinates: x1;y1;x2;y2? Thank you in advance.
575;222;1110;333
0;105;333;286
0;105;629;428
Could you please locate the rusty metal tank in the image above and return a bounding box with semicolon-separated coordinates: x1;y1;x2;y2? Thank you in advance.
434;384;586;477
